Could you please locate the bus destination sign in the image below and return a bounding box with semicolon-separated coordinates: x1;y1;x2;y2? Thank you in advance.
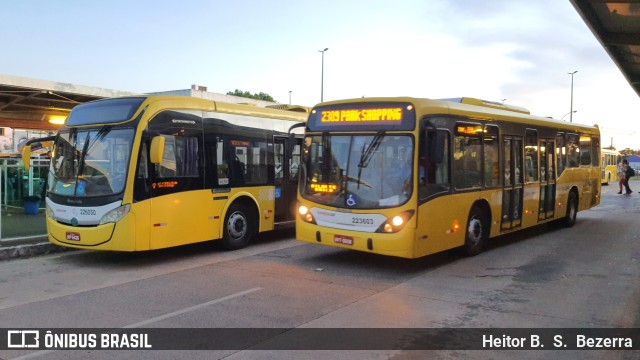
308;102;416;132
320;108;403;123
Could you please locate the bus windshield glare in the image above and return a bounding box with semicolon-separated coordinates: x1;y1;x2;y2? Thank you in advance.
300;134;413;209
49;127;135;197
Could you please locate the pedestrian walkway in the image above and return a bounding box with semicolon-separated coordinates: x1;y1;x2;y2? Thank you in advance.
1;205;47;238
0;206;67;261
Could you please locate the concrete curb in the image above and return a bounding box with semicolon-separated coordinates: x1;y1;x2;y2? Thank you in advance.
0;241;73;261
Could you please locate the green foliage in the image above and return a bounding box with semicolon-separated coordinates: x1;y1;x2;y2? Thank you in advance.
620;148;639;157
226;89;276;102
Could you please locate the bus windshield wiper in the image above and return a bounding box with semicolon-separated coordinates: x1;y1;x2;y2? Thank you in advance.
74;131;91;195
73;126;111;195
356;130;385;189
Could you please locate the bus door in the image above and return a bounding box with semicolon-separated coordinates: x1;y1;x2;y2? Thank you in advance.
274;136;302;223
148;110;206;249
538;138;556;220
501;136;523;230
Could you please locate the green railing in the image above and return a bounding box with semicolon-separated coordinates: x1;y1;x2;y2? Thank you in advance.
1;158;49;240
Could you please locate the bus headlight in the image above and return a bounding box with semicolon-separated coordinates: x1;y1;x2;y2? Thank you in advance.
298;205;316;224
377;210;415;233
99;204;131;225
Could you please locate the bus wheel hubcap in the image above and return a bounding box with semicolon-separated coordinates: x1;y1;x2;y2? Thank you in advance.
468;217;482;245
228;212;247;239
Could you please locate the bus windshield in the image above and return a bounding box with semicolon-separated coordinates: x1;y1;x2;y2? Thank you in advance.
300;133;413;209
49;127;135;197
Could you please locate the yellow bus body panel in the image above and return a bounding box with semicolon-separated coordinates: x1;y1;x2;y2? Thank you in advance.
45;185;278;251
47;213;136;251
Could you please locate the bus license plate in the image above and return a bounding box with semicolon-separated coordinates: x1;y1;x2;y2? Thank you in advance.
334;235;353;246
66;232;81;241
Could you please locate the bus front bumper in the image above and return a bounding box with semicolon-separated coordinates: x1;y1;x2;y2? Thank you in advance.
47;213;136;251
296;221;417;259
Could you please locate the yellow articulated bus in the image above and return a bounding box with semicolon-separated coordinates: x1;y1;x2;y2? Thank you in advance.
23;95;308;251
296;97;601;258
600;148;619;185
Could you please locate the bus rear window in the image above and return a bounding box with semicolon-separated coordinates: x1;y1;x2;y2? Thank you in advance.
66;97;146;126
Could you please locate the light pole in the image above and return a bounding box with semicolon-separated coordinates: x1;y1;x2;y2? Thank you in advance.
501;98;507;104
318;48;329;102
561;110;577;121
568;70;577;122
289;90;292;105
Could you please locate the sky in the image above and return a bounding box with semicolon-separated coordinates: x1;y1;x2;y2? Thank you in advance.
1;0;639;149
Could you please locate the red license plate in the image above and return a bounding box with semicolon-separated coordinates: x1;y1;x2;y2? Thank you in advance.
66;232;81;241
334;235;353;245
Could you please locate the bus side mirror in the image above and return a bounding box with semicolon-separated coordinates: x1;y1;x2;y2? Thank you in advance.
150;136;165;164
22;147;32;170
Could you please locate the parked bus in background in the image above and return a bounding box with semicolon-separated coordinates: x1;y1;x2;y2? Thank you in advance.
600;148;619;185
23;96;307;251
296;97;601;259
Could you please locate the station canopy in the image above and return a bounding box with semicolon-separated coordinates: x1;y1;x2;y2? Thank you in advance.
0;74;137;131
571;0;640;97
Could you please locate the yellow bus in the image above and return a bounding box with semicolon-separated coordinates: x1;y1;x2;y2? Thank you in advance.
600;148;619;185
23;95;308;251
296;97;601;258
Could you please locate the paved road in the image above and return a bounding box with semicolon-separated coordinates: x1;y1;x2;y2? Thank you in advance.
0;184;638;359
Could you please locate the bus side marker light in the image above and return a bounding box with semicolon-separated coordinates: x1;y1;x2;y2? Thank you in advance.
446;220;460;234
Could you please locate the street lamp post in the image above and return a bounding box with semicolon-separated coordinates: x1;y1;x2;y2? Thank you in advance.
289;90;292;105
318;48;329;102
568;70;578;122
561;110;577;121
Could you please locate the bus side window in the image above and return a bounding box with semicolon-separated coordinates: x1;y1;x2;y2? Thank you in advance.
137;142;148;179
556;133;566;176
591;136;599;167
453;130;480;189
567;134;580;168
420;129;450;199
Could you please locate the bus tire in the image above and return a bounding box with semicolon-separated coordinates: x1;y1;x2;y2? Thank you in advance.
563;191;578;227
463;205;487;256
222;202;255;250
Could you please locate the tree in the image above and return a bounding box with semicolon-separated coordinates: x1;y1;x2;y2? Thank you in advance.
619;148;640;157
226;89;276;102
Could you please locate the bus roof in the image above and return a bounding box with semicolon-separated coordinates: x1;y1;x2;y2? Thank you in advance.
70;95;309;126
314;96;599;134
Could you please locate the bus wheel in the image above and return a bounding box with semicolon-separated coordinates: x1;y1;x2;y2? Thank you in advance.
463;206;487;256
563;191;578;227
222;203;255;250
